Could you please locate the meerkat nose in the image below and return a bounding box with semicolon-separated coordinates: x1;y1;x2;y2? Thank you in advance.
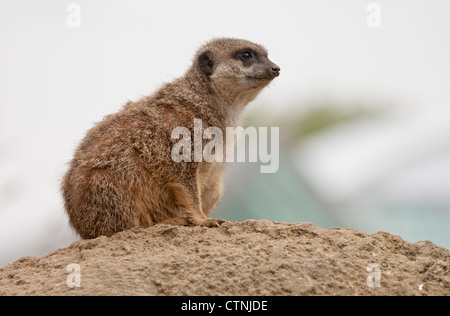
270;65;281;77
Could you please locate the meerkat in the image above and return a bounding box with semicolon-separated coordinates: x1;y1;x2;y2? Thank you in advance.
61;38;280;239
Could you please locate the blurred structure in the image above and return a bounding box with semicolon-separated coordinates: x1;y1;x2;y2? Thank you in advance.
212;101;450;249
212;155;338;228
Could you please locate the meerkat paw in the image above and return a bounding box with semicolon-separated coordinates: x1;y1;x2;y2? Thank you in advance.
189;217;227;228
159;217;190;226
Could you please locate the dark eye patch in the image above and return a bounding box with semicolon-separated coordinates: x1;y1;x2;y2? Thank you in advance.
233;49;258;65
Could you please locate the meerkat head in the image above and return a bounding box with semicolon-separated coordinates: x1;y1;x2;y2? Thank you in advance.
194;38;280;104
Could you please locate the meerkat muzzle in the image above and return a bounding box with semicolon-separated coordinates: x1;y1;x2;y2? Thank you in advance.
270;64;281;77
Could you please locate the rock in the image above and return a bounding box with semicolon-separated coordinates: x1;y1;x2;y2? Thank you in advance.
0;220;449;296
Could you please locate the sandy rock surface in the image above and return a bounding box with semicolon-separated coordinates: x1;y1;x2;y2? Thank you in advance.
0;220;449;296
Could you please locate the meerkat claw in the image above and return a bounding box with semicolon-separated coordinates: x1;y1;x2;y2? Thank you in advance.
189;218;226;228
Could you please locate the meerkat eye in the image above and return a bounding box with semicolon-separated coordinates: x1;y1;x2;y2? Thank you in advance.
240;51;253;61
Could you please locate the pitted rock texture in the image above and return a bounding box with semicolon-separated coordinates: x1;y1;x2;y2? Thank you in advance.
0;220;449;296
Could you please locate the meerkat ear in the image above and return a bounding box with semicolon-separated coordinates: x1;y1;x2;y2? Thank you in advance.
198;51;215;76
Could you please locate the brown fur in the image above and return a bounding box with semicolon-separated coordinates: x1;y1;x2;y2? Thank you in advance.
61;38;280;239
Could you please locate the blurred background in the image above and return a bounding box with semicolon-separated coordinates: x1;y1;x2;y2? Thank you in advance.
1;0;450;268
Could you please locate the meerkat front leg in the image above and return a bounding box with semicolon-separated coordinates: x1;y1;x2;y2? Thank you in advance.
201;181;224;217
166;181;225;228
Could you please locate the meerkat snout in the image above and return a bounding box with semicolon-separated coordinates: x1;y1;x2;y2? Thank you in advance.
237;49;281;80
270;64;281;77
62;38;280;239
